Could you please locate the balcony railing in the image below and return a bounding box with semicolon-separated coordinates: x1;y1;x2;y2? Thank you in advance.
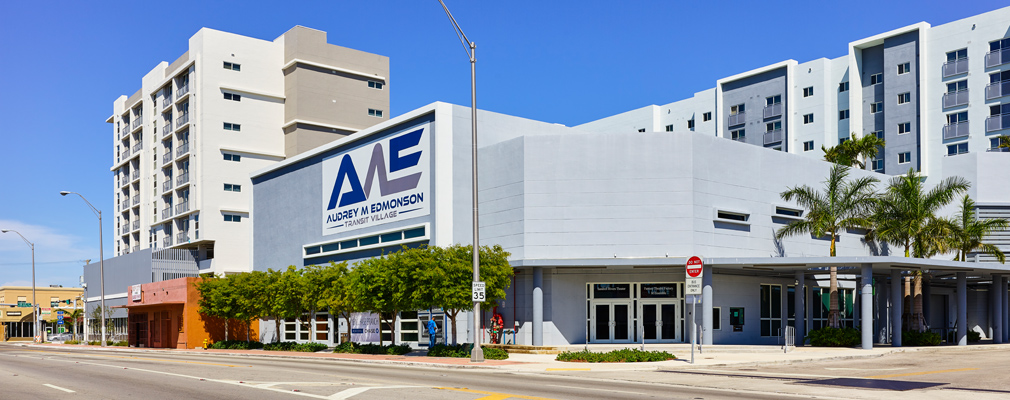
122;247;131;255
163;121;172;133
132;118;143;131
162;236;173;247
763;129;784;145
132;170;139;180
162;95;172;109
120;127;129;139
132;142;143;153
176;142;189;157
943;89;969;108
121;200;129;210
120;177;129;187
121;149;130;160
132;194;139;206
121;225;130;235
986;48;1009;68
942;58;969;77
177;172;189;186
162;179;172;192
986;113;1010;133
163;149;173;162
133;245;140;253
176;113;189;127
176;83;189;98
763;103;783;119
988;147;1010;152
176;201;189;214
132;220;140;230
943;121;969;140
176;232;190;243
727;112;746;127
162;207;172;220
986;81;1010;101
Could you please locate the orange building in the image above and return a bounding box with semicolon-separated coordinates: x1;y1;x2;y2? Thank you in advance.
123;277;256;349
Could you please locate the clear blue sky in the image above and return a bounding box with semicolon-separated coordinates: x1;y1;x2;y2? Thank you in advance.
0;0;999;288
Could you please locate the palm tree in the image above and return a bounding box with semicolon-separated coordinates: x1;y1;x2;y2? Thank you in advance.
872;168;970;331
999;134;1010;150
776;164;879;328
822;133;886;169
949;194;1008;263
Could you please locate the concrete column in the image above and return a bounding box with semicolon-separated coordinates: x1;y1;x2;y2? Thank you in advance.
957;272;967;346
702;267;713;345
1003;276;1009;344
861;264;873;349
891;270;902;347
794;270;805;344
922;278;932;330
532;267;543;346
994;275;1003;344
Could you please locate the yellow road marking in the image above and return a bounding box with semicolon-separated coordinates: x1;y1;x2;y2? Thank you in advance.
24;349;249;368
436;387;556;400
867;368;978;379
544;368;590;371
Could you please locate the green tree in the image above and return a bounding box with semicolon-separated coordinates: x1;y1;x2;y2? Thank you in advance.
776;164;879;328
264;267;305;343
318;262;354;344
66;308;83;341
302;263;347;342
195;275;241;341
822;133;886;169
999;134;1010;150
949;194;1008;263
229;271;269;342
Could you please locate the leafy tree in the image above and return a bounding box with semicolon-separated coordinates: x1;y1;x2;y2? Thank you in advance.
348;248;426;345
302;263;346;342
318;262;354;344
349;256;394;345
999;134;1010;150
66;309;83;341
822;133;886;169
776;164;878;328
195;275;239;341
264;267;305;343
949;194;1008;263
230;271;269;342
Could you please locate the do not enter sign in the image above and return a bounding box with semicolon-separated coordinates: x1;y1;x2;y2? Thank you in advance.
686;256;703;295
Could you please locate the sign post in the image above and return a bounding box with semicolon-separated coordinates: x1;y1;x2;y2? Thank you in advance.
686;256;704;364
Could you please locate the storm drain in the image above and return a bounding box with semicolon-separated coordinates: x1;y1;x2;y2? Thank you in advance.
798;378;947;391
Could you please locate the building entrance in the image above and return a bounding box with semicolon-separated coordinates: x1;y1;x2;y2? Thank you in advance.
640;302;679;342
591;301;632;343
587;282;683;344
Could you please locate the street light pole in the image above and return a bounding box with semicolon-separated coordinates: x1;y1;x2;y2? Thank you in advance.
61;191;106;347
2;229;38;343
437;0;483;362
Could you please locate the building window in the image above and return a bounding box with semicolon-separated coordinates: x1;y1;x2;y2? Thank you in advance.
730;104;745;115
803;140;814;151
703;112;712;121
223;92;241;101
897;62;910;75
368;80;384;89
811;288;855;330
223;122;241;131
872;130;884;140
223;61;241;71
947;80;967;94
766;95;782;106
992;137;1008;151
665;124;673;132
766;121;781;132
897;92;911;105
224;183;241;192
869;73;883;85
839;137;848;144
947;111;968;125
687;119;695;129
803;87;814;97
991;38;1010;52
871;158;884;172
992;103;1010;117
871;102;883;113
947;142;968;156
637;128;646;132
713;307;722;330
223;153;241;162
224;214;242;222
947;48;968;62
990;70;1010;85
898;152;911;164
803;114;814;124
898;122;911;134
760;284;782;337
839;109;849;120
838;81;849;92
368;108;383;117
731;129;745;141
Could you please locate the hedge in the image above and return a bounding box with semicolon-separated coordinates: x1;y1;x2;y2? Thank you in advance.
263;341;328;352
556;348;675;363
804;327;861;347
333;341;412;355
208;340;264;350
426;344;509;360
902;330;941;346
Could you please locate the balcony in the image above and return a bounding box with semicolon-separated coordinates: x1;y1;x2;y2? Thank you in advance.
131;170;139;181
120;177;129;187
132;220;140;230
176;113;189;127
727;112;746;127
942;58;969;77
176;232;190;244
121;149;130;160
120;200;129;210
176;83;189;98
120;127;129;139
162;179;172;192
132;142;143;153
763;103;783;119
133;245;140;253
986;113;1010;132
163;121;172;134
763;129;783;145
943;89;969;108
132;118;143;131
986;81;1010;100
162;95;172;109
176;142;189;157
943;121;969;140
176;201;189;215
121;225;129;235
122;247;131;255
177;172;189;186
132;194;139;206
986;48;1009;68
162;236;173;248
162;149;172;163
988;147;1010;152
161;206;172;220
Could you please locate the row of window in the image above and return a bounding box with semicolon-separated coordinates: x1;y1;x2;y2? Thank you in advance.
304;226;427;256
666;112;713;131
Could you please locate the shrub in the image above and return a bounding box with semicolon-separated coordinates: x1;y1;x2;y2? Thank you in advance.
65;340;80;345
804;327;861;347
112;341;129;347
556;348;675;363
338;342;412;355
946;330;982;343
87;340;114;346
208;340;264;350
333;341;357;353
263;341;328;352
426;344;508;360
902;330;941;346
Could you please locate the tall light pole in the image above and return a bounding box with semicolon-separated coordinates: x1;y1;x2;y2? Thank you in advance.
2;229;38;343
61;191;106;347
438;0;483;362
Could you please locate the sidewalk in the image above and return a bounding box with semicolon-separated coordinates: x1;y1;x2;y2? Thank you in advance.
10;341;1002;373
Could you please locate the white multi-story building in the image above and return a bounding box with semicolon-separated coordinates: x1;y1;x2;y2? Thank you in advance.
107;26;389;274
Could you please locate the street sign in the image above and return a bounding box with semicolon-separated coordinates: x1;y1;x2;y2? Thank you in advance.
686;256;703;295
41;307;51;315
472;281;486;302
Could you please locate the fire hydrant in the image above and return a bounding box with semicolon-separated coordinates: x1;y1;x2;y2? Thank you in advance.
202;338;210;350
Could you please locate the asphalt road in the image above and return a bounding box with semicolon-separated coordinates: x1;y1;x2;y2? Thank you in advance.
0;345;793;400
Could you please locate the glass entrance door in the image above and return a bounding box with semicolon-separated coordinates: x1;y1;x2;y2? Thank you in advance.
591;302;632;343
641;302;680;342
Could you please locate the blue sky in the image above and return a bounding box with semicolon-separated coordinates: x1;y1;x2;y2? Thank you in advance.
0;0;1000;288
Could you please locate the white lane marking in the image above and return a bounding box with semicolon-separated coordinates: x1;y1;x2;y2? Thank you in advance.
824;367;906;371
547;384;646;396
44;384;75;393
328;386;422;399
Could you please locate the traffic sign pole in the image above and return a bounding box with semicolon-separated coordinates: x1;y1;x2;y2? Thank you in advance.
685;256;704;365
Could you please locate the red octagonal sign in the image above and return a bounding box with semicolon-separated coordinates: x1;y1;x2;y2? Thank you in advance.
686;256;703;278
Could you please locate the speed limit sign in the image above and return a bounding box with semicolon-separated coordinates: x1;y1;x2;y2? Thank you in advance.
472;281;486;302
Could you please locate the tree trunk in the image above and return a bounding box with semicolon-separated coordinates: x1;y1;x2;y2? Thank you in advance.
902;276;911;329
246;320;251;342
448;310;459;346
387;311;398;345
912;272;924;332
828;234;840;328
274;316;281;343
225;319;229;341
309;309;316;344
344;312;351;344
